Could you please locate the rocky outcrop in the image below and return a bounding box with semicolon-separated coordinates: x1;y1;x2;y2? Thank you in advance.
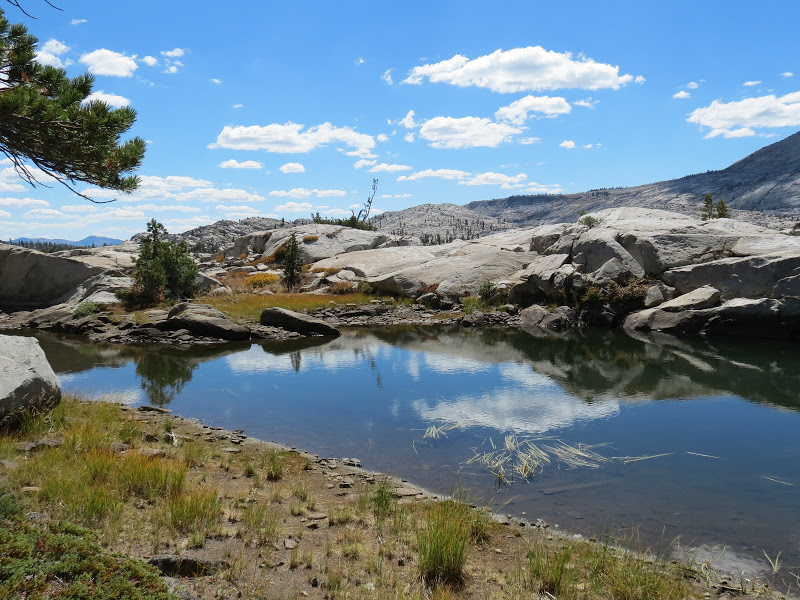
260;307;340;337
226;224;419;265
0;335;61;426
166;303;251;341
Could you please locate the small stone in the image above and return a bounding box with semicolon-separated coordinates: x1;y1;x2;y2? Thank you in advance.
306;512;327;520
284;539;298;550
16;442;39;452
339;478;354;489
395;487;418;498
138;405;172;414
0;459;19;470
110;442;129;452
141;449;167;460
325;484;335;489
305;521;320;530
493;548;503;554
38;437;62;448
20;486;40;494
221;447;242;454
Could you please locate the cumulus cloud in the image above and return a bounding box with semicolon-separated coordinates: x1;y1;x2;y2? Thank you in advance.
635;75;646;84
781;72;794;78
85;90;130;107
687;92;800;138
161;48;185;58
175;188;265;203
24;208;64;218
84;175;214;200
495;95;571;124
270;188;346;199
142;56;158;66
216;204;258;213
459;172;527;189
403;46;637;92
0;209;9;217
687;81;700;89
61;205;99;213
70;18;87;25
419;116;521;149
322;208;350;215
525;182;565;194
399;110;418;129
743;80;762;87
397;168;470;182
79;49;138;77
673;90;691;99
381;68;394;85
36;39;71;68
368;163;412;172
0;181;26;192
0;197;49;208
519;137;541;145
273;201;313;213
376;133;389;142
404;132;415;143
560;139;576;148
218;159;263;169
210;78;222;84
353;159;377;169
233;103;243;109
280;162;306;173
132;204;201;213
380;194;412;198
573;98;599;108
209;122;375;155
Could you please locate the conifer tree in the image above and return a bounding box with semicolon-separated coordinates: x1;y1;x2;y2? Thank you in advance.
0;7;145;201
715;198;730;218
700;194;714;221
282;232;302;290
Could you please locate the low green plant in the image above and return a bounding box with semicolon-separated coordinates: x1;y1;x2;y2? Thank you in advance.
372;478;395;521
262;449;284;481
579;214;601;228
244;272;280;289
477;280;497;301
240;503;279;546
164;488;220;534
417;500;470;585
302;235;319;243
73;301;99;317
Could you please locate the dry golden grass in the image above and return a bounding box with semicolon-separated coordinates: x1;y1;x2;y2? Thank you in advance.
204;292;378;323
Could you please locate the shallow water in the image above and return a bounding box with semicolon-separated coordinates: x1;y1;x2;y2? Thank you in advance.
14;326;800;581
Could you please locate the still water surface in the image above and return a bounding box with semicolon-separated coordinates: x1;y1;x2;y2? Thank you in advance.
23;326;800;577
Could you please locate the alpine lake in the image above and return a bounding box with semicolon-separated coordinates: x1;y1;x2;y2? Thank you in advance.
18;325;800;582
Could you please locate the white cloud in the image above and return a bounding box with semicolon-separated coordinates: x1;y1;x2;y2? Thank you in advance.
560;139;576;148
583;144;594;149
0;181;26;192
495;95;571;124
376;133;389;143
270;188;312;199
673;90;691;99
459;172;527;189
524;182;565;194
381;68;393;85
397;168;470;182
84;175;214;200
274;201;313;213
687;81;699;89
573;97;599;108
704;127;755;139
159;217;215;232
161;48;185;58
781;72;794;78
353;159;377;169
687;92;800;136
61;205;99;213
233;104;243;109
103;208;145;219
209;122;375;154
519;137;541;145
85;90;130;107
0;209;9;217
380;194;411;198
164;65;178;74
356;57;365;65
322;208;350;215
36;39;71;68
403;46;637;92
634;75;646;84
404;132;415;143
743;80;762;87
79;49;138;77
218;159;263;169
210;78;222;84
368;162;412;172
348;204;360;209
132;204;201;213
280;162;306;174
24;208;63;218
399;110;418;129
70;18;87;25
419;116;521;149
175;188;265;203
216;204;258;213
142;56;158;66
0;197;49;208
315;189;347;197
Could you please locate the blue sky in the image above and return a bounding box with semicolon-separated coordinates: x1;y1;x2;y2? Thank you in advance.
1;0;799;241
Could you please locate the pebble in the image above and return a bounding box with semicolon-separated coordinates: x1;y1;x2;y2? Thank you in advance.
221;447;242;454
284;539;298;549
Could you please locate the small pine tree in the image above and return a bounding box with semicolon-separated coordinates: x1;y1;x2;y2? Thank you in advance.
282;232;302;290
132;219;198;303
701;194;714;221
716;198;731;219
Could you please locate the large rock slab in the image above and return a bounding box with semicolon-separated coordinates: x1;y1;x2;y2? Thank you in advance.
0;335;61;426
166;303;250;341
0;243;105;310
260;307;340;336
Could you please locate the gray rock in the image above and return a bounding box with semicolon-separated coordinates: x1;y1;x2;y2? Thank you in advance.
0;336;61;426
460;311;485;327
658;286;721;312
260;307;340;337
520;305;577;330
416;293;441;308
166;303;251;341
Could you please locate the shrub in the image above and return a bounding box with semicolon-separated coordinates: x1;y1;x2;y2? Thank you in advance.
73;301;99;317
579;215;601;228
418;500;470;585
302;235;319;243
130;219;198;304
477;280;497;300
245;273;280;289
329;281;356;294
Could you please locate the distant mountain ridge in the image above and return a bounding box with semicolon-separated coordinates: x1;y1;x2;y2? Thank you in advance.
466;131;800;230
369;203;513;242
9;235;123;247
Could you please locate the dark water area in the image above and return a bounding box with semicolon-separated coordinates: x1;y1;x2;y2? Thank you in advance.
11;326;800;581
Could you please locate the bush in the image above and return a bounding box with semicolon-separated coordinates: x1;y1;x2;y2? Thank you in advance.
73;301;99;317
477;280;497;301
244;273;280;289
418;500;470;585
130;219;198;304
302;235;319;243
329;282;355;294
579;215;601;228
